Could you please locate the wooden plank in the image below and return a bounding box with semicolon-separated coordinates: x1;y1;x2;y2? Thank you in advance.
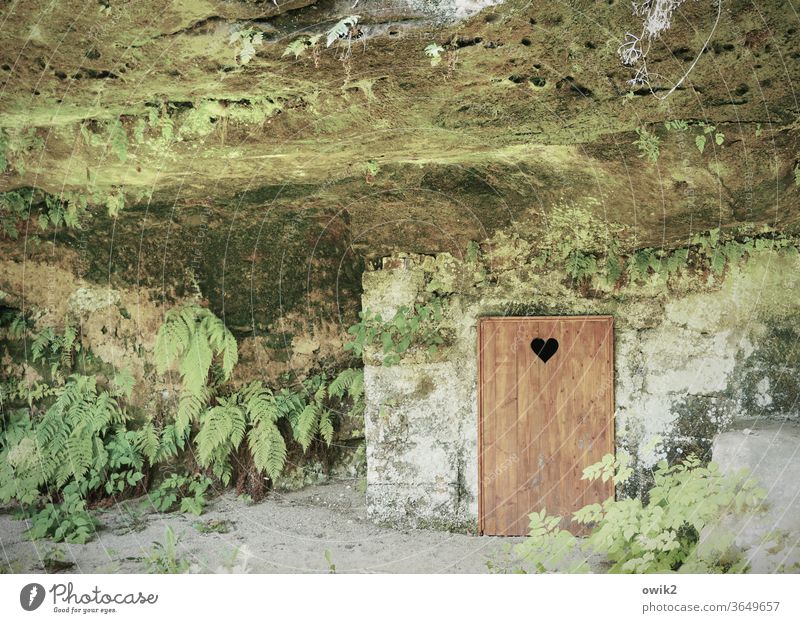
479;316;614;537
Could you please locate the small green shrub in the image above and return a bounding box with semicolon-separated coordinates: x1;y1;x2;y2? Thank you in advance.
228;26;263;65
510;452;767;574
144;526;189;573
146;473;212;516
695;122;725;153
634;126;660;163
25;485;98;544
345;300;447;365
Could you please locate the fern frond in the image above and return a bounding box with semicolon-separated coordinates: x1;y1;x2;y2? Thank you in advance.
328;368;363;400
326;15;360;47
319;410;334;445
176;387;209;436
31;327;54;362
196;402;246;467
283;38;308;59
248;417;287;480
180;331;213;394
65;426;93;483
135;422;160;465
295;403;321;452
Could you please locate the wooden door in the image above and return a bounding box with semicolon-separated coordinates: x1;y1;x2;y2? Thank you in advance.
478;316;614;536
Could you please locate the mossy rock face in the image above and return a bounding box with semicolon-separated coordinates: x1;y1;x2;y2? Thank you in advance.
55;200;361;332
1;0;798;254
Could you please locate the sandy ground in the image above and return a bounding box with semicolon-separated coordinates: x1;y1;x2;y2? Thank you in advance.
0;480;521;574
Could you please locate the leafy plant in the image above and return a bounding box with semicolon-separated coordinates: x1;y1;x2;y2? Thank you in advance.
0;189;31;238
424;43;445;67
695;122;725;153
229;26;263;65
324;549;337;573
193;518;232;534
634;126;660;162
146;473;212;515
0;368;151;543
107;119;129;163
25;485;98;544
30;323;80;380
42;546;75;572
144;526;189;573
326;15;360;48
154;304;238;436
364;160;380;183
1;189;88;239
345;300;447;365
564;250;598;283
664;119;688;132
282;34;323;61
511;452;767;574
0;128;8;173
1;127;43;175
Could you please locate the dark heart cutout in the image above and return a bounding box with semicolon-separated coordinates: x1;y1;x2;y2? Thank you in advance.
530;337;559;363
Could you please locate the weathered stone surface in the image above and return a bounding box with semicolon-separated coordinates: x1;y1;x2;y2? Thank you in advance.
362;246;800;528
708;423;800;573
364;361;477;528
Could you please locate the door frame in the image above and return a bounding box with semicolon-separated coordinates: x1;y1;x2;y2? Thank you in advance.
477;315;615;536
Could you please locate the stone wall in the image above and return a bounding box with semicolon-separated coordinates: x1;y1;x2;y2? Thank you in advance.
361;243;800;529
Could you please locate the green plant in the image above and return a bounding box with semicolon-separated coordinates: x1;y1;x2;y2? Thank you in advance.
107;119;129;163
345;300;447;365
634;126;660;162
364;160;380;183
326;15;360;48
228;26;263;65
154;304;238;436
42;546;75;573
193;518;232;534
512;452;767;574
695;122;725;153
0;365;154;543
664;119;689;132
324;549;337;573
1;189;88;240
0;128;8;173
282;34;323;61
564;250;598;283
146;473;212;515
144;526;189;573
30;323;80;380
1;127;43;175
424;43;445;66
25;482;99;544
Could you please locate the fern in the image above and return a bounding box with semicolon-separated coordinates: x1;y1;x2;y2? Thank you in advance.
326;15;360;48
241;383;288;481
134;421;160;465
107;119;129;163
283;34;322;59
155;304;238;432
196;398;246;484
295;402;322;452
328;368;363;401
